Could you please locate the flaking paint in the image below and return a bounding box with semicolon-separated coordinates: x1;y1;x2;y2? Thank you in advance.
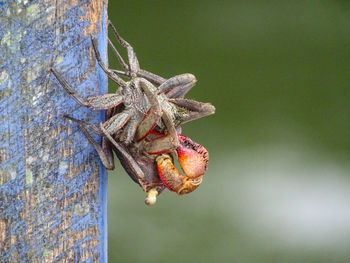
0;0;108;261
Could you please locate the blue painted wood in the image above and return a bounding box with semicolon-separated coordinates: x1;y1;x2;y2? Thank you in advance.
0;0;108;262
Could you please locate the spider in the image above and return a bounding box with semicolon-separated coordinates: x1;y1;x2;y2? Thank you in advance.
51;21;215;205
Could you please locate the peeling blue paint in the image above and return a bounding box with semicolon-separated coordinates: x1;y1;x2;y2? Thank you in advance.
97;9;109;263
83;258;93;263
0;1;107;262
0;196;25;220
10;219;27;236
0;177;25;195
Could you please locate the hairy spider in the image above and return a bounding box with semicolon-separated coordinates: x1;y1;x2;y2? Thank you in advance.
51;21;215;205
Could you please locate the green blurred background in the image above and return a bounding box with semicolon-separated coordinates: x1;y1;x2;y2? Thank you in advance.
107;1;350;262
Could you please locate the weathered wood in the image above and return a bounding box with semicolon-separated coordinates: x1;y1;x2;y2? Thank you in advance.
0;0;108;262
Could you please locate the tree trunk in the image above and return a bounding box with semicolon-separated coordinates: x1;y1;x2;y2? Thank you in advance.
0;1;108;262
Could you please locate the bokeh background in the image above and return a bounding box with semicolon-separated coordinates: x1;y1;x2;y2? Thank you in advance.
107;1;350;262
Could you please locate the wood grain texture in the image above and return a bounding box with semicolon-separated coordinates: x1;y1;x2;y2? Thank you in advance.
0;0;108;262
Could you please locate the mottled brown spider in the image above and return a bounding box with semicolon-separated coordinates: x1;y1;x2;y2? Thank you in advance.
51;21;215;205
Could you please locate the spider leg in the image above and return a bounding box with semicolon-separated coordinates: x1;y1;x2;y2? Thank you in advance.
144;133;177;155
127;78;178;153
107;23;197;98
135;106;161;142
51;68;124;110
65;116;115;170
91;36;127;87
51;68;89;107
170;98;216;124
107;21;167;84
99;123;145;181
140;108;180;155
135;79;179;150
108;37;129;73
134;79;163;141
86;93;123;110
122;118;139;145
137;71;196;98
104;111;130;135
64;115;103;135
108;20;140;75
161;109;180;151
137;69;166;86
112;68;166;87
158;74;196;96
165;81;195;99
100;121;163;205
112;69;129;77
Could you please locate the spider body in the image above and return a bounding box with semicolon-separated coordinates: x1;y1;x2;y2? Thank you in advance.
51;21;215;205
104;77;189;145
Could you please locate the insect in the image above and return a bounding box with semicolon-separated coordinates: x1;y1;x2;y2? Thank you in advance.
51;21;215;205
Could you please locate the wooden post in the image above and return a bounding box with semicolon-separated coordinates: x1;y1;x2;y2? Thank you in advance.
0;1;108;262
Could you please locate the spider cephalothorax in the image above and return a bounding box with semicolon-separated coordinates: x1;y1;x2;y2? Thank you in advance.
51;21;215;205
